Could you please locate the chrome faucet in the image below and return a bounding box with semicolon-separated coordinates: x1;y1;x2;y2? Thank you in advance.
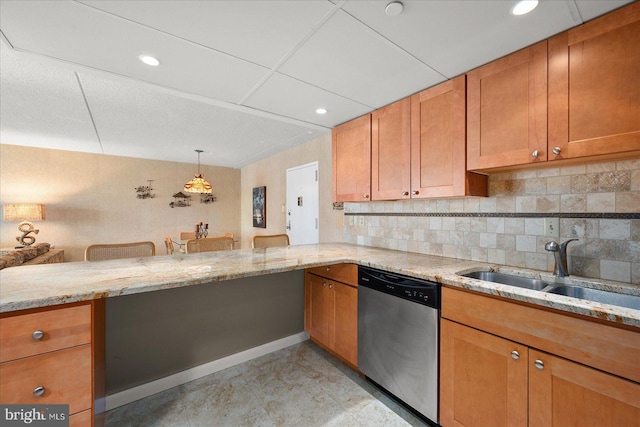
545;239;578;277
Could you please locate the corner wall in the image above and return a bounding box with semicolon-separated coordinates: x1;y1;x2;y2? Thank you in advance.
240;133;343;249
0;144;241;261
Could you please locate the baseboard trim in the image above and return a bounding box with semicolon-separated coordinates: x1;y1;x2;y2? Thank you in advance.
104;331;309;411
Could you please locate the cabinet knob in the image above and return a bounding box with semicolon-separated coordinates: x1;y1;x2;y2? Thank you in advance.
322;282;327;287
552;147;562;155
402;191;409;197
326;266;330;271
532;150;540;158
32;330;44;341
534;359;545;370
412;190;419;196
329;284;333;289
363;194;370;199
511;350;520;360
33;386;45;397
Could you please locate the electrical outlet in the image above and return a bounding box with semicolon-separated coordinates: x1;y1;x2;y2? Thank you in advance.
544;217;560;238
359;216;365;226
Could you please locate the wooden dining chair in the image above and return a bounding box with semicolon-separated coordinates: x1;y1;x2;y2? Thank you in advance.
252;234;290;248
164;236;175;255
180;231;197;241
85;241;156;261
185;237;234;253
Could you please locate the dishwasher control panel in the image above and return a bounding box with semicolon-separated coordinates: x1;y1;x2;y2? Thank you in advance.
358;266;440;308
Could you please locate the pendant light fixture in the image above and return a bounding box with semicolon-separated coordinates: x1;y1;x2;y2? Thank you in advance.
184;149;212;194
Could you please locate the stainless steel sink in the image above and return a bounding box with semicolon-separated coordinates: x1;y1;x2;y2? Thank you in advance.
460;271;551;291
545;286;640;310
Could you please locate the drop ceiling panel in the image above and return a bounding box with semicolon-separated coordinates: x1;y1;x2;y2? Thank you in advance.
341;0;584;79
574;0;634;21
77;73;321;168
0;46;101;153
79;0;335;69
279;9;446;109
0;0;269;103
245;72;372;128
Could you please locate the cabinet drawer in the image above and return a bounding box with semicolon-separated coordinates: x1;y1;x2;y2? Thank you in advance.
0;304;91;363
0;344;92;415
442;286;640;382
306;264;358;285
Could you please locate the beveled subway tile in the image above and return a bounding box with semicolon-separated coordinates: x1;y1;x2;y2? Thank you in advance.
600;260;631;283
560;194;586;212
547;175;571;195
599;171;631;192
536;195;560;212
587;162;616;173
586;193;616;212
599;219;631;240
616;191;640;213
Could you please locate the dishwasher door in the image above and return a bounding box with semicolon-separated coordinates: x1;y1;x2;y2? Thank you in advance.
358;285;439;423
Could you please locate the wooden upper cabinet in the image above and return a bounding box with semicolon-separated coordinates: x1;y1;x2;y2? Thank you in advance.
332;114;371;202
467;41;548;170
411;75;487;198
371;98;411;200
548;2;640;160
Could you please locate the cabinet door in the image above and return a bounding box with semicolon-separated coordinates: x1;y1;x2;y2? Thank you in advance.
548;3;640;160
329;281;357;368
529;349;640;427
411;76;487;197
332;114;371;202
371;98;411;200
304;274;330;346
440;319;527;427
467;41;547;170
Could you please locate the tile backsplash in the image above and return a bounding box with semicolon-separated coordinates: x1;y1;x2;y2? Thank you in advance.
343;159;640;284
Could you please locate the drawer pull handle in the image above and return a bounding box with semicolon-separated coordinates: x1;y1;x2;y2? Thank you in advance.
511;350;520;360
32;330;44;341
33;386;45;397
534;360;545;370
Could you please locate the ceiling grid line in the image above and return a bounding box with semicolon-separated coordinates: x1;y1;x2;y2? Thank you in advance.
74;72;105;154
237;0;349;105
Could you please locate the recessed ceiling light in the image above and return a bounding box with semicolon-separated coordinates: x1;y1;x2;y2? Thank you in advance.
385;1;404;16
315;108;327;115
511;0;538;16
139;55;160;66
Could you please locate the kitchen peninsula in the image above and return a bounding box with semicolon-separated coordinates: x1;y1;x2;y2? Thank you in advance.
1;243;639;426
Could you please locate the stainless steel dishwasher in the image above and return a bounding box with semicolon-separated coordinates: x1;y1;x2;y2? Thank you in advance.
358;266;440;426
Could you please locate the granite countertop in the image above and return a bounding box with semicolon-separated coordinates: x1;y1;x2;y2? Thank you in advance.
1;243;638;328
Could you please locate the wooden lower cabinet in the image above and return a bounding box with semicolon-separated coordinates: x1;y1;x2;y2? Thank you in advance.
441;286;640;427
440;319;527;427
304;266;358;368
0;301;104;427
529;349;640;427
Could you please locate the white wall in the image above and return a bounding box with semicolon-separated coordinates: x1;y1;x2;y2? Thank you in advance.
240;133;343;249
0;144;241;261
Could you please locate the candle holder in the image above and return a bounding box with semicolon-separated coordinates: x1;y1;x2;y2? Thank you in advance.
195;222;209;239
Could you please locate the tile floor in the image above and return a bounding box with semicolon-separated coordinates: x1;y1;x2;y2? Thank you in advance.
104;340;431;426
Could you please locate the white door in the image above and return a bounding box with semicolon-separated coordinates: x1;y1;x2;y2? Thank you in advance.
286;162;319;245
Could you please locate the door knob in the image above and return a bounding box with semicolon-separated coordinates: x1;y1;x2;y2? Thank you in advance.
511;350;520;360
532;150;540;158
534;360;545;370
552;147;562;155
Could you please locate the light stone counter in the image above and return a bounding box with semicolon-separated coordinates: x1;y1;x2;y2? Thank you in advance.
1;243;638;328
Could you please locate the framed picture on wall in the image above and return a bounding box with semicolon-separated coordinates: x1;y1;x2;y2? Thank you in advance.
253;186;266;228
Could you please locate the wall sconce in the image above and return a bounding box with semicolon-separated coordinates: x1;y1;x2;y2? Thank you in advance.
3;204;46;247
